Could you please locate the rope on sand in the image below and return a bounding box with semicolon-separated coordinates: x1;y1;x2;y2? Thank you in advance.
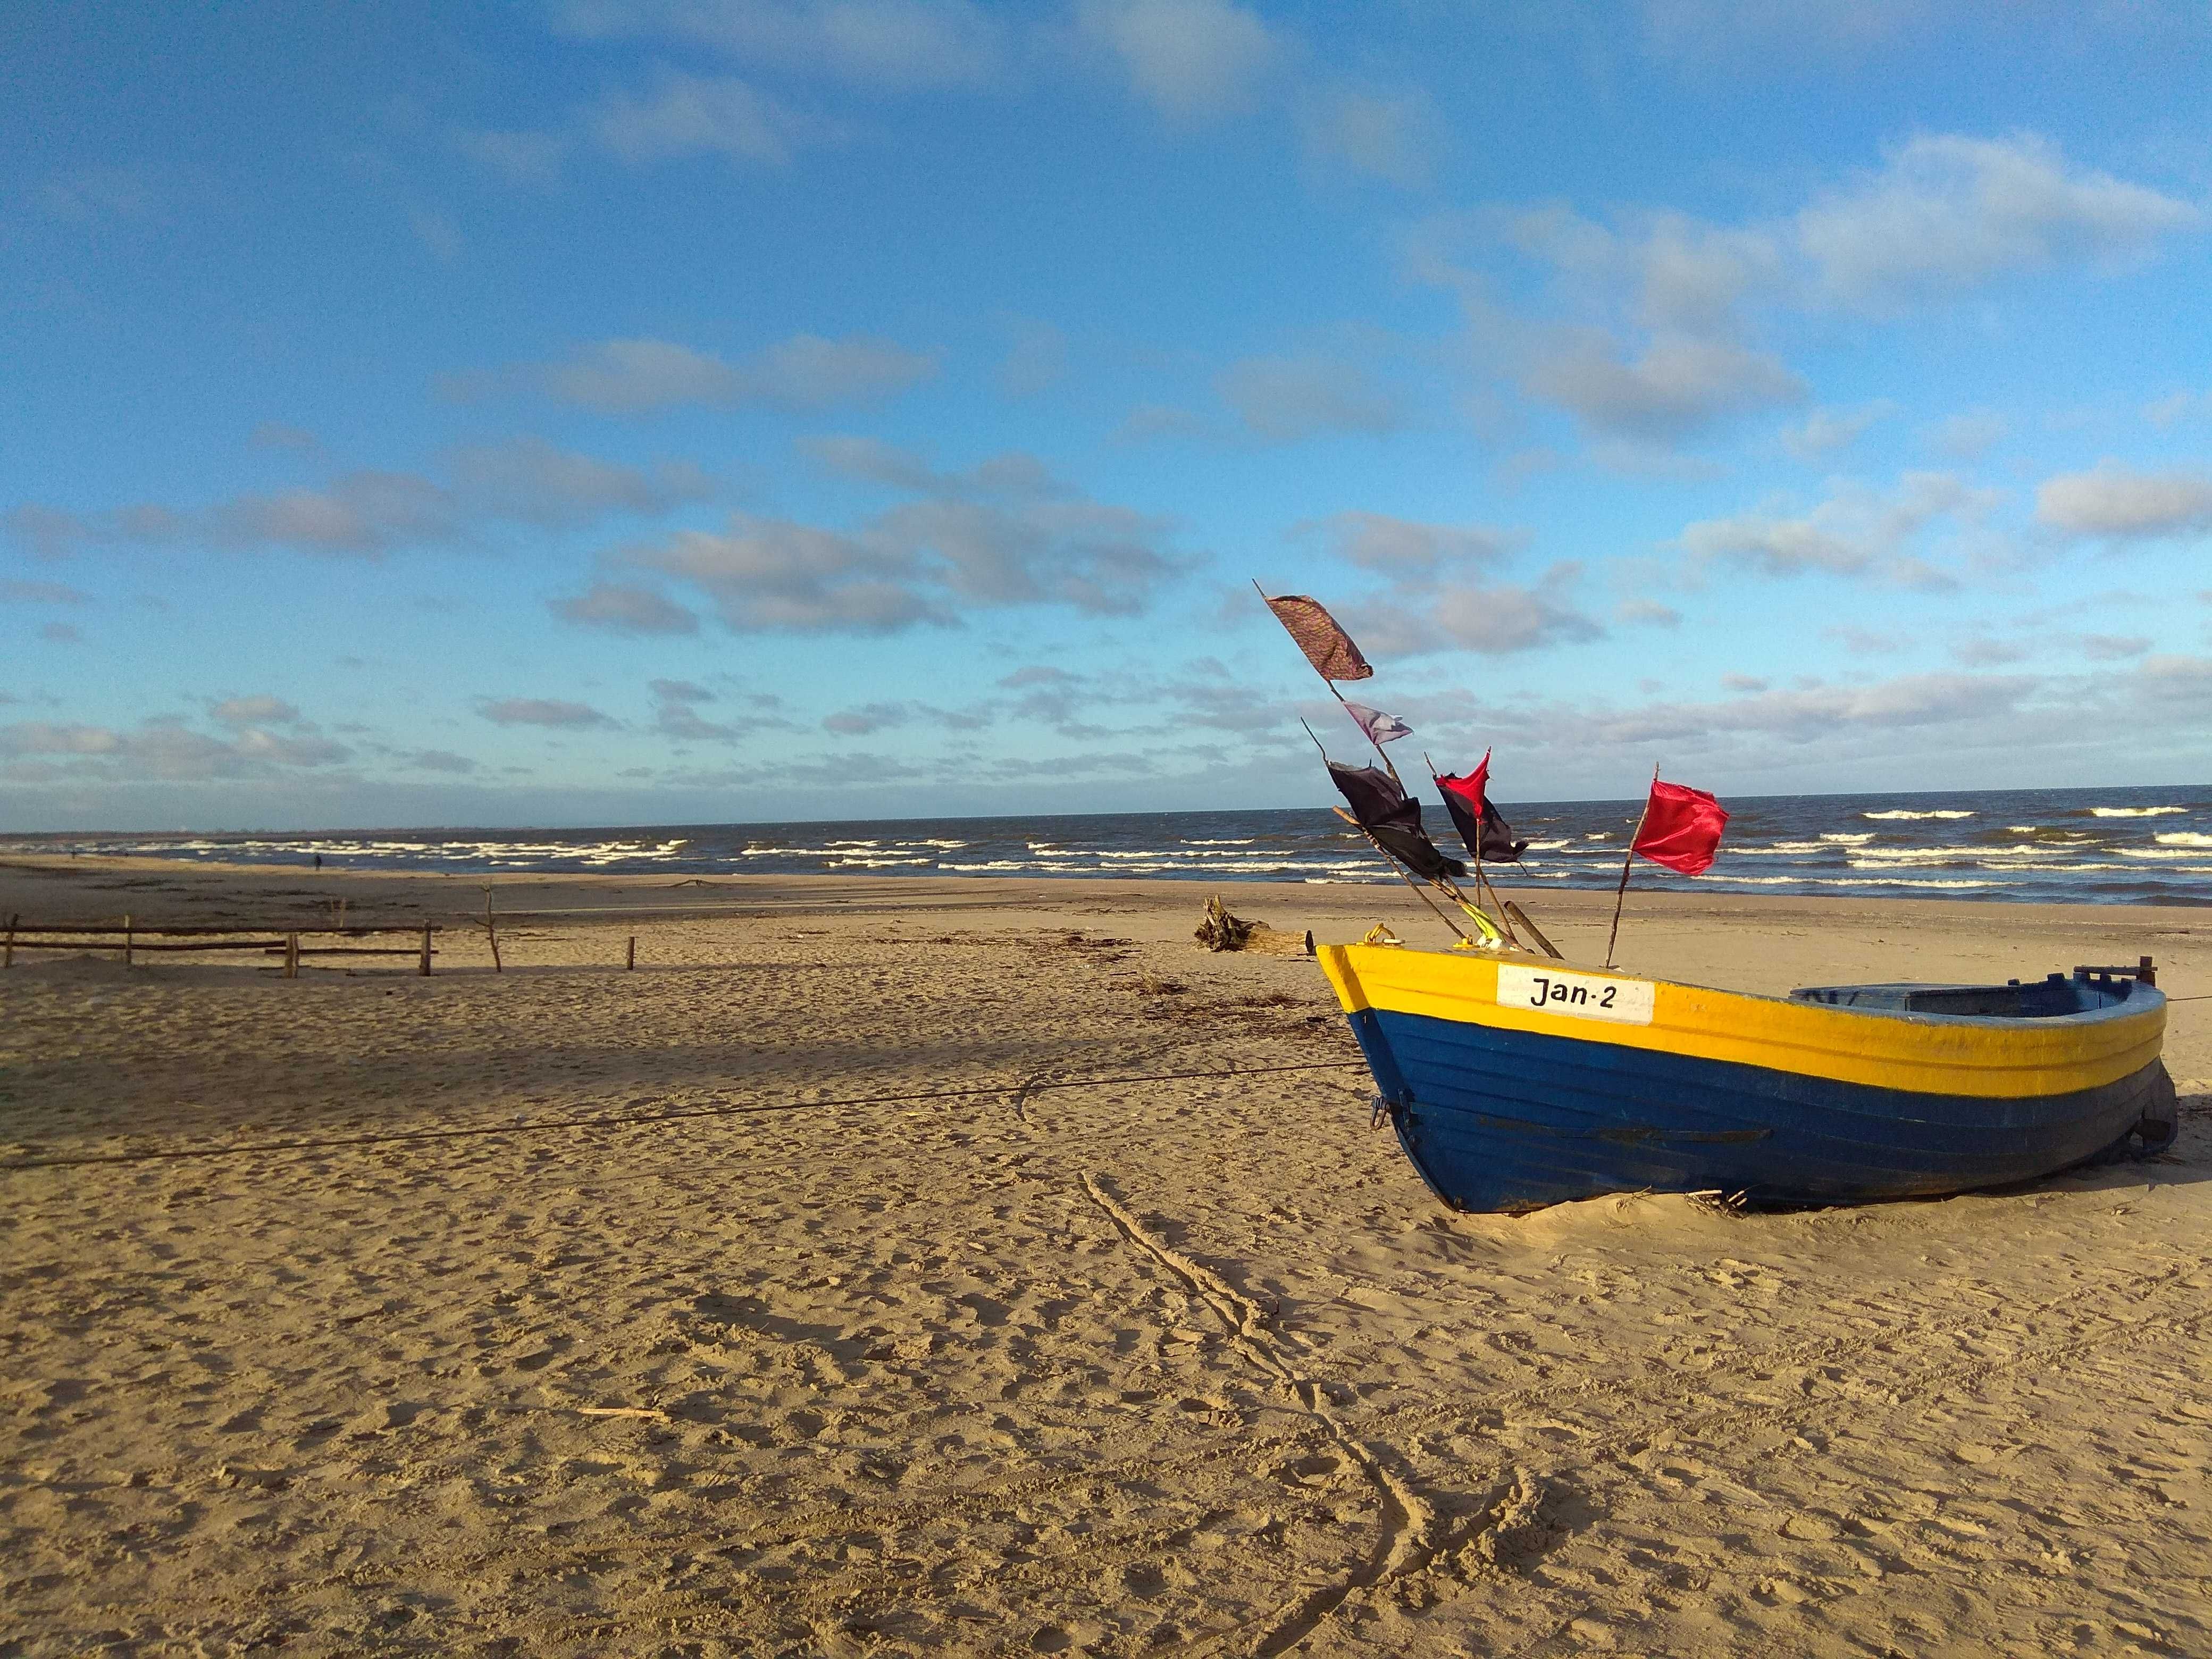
0;1057;1370;1174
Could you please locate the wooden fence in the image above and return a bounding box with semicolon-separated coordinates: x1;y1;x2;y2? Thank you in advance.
2;914;440;977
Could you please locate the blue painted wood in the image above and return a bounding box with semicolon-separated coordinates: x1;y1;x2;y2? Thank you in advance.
1350;1006;2168;1211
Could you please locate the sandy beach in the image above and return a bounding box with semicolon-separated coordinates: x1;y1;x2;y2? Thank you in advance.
2;856;2208;1656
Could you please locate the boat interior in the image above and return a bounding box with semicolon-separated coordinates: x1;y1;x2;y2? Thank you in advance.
1788;968;2156;1020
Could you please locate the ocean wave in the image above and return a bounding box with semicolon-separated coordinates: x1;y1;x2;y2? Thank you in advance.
1862;809;1974;820
1849;844;2059;864
2087;806;2186;817
1185;837;1255;845
2154;832;2212;848
1819;833;1874;844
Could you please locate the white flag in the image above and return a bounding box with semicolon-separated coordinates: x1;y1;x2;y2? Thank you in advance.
1343;701;1412;745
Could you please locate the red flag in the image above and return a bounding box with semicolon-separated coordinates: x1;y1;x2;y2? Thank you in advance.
1632;778;1728;875
1438;748;1491;809
1262;593;1373;682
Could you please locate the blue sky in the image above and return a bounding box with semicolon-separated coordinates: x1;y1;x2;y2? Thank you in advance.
4;1;2210;831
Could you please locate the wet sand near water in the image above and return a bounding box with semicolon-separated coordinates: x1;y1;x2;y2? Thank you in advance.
3;857;2209;1655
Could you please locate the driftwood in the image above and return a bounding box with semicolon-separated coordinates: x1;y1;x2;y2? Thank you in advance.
1194;893;1313;957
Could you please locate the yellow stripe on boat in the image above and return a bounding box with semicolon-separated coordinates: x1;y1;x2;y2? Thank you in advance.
1317;944;2166;1101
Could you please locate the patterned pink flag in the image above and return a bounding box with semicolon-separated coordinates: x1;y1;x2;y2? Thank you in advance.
1262;593;1372;681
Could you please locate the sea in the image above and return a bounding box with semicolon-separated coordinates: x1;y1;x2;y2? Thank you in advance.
10;785;2211;907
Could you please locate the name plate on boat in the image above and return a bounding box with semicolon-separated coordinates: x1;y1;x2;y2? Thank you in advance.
1495;965;1655;1026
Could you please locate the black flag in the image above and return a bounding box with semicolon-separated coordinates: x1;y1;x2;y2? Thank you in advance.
1436;751;1530;864
1328;761;1467;883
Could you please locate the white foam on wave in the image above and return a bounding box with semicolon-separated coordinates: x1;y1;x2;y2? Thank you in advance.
1185;837;1255;845
1850;845;2069;866
2156;832;2212;848
2089;806;2186;817
1819;832;1874;844
1862;809;1974;820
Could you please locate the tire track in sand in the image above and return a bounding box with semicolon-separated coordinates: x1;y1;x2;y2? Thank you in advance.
1077;1170;1437;1656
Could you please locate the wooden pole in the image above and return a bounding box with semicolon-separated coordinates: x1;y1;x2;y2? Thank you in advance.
1428;754;1519;950
419;921;432;977
626;935;636;971
123;914;132;968
485;886;502;974
4;913;14;969
1258;579;1401;782
1604;767;1660;970
284;933;299;978
1331;807;1473;949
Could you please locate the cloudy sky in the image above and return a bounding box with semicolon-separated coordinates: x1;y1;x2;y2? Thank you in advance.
4;1;2210;831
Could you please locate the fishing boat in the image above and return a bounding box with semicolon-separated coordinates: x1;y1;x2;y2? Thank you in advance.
1318;944;2176;1213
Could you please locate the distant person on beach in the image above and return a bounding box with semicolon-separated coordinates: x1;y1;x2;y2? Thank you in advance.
314;853;322;870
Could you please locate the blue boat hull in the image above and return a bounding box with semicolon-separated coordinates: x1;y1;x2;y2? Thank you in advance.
1349;1006;2172;1211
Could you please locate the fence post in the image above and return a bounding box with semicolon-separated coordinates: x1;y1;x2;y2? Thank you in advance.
123;914;133;968
284;933;299;979
420;920;433;977
4;912;14;969
484;886;502;973
627;935;636;971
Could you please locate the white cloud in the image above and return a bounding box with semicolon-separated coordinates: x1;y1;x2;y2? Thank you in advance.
1928;409;2008;459
1078;0;1285;124
649;677;788;741
1293;510;1597;658
594;72;822;166
6;440;707;560
1300;511;1520;576
1950;636;2030;666
1780;401;1893;459
1526;331;1805;442
1215;354;1404;440
445;436;713;523
477;697;617;728
1640;0;1926;62
1618;598;1682;627
1427;133;2198;457
558;0;1004;89
619;441;1183;632
407;749;480;774
0;579;91;605
2036;464;2212;540
0;717;351;778
2143;389;2207;429
480;333;937;415
210;694;301;727
1797;133;2201;312
550;581;702;635
453;127;568;187
1300;87;1445;188
630;515;948;631
1680;471;1984;584
2081;633;2151;660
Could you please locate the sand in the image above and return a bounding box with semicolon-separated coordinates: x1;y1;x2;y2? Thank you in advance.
2;856;2208;1656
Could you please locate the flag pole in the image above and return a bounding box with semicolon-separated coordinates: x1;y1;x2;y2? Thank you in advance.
1255;579;1400;783
1304;719;1474;949
1426;752;1520;950
1604;764;1660;969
